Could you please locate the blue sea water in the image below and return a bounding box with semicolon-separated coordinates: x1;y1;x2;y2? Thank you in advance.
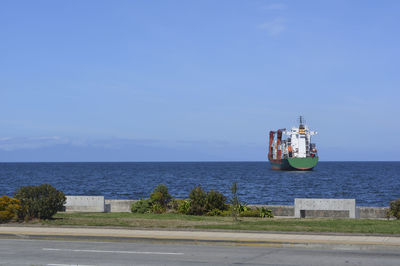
0;162;399;206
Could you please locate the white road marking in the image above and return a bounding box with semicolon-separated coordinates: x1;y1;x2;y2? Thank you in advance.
43;248;183;255
47;264;95;266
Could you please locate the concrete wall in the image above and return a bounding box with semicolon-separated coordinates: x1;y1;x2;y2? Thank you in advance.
294;198;356;218
251;205;294;217
251;205;388;219
62;196;389;219
65;196;105;212
105;200;137;213
358;206;389;219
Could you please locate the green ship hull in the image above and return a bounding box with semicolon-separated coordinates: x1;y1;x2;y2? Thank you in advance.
269;157;318;171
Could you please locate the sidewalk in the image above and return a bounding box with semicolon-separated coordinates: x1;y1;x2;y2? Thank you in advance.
1;226;400;250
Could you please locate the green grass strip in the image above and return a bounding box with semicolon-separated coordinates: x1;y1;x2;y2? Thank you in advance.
34;212;400;235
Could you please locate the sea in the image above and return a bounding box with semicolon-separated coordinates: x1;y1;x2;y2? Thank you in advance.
0;162;399;207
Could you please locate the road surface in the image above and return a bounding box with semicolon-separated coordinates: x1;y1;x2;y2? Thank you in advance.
1;238;399;266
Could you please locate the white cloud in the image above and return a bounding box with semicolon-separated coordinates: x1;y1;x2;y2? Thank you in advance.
0;137;164;151
0;136;69;151
259;18;286;36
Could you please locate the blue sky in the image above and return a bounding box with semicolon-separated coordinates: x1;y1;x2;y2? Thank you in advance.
1;0;399;161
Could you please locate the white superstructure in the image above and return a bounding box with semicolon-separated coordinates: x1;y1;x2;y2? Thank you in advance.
271;117;318;160
284;124;317;158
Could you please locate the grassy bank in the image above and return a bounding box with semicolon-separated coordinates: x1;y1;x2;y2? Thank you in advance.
33;212;400;235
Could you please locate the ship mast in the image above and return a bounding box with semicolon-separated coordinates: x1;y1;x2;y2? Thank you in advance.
299;115;305;129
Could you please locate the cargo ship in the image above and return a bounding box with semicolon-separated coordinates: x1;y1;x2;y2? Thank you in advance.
268;116;318;170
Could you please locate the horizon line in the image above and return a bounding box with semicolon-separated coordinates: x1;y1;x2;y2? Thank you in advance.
1;160;399;163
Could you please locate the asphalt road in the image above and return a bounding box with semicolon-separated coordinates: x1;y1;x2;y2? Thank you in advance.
0;238;399;266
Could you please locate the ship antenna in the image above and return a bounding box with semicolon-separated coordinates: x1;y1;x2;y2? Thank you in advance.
299;116;305;129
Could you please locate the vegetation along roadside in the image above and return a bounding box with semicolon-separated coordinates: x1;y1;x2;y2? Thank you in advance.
1;183;400;235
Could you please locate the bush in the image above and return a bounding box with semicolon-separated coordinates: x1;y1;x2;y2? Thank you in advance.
387;199;400;219
14;184;66;220
0;196;22;223
178;199;191;214
206;208;223;216
238;207;274;218
205;190;227;212
221;209;232;216
240;208;260;217
150;184;172;211
169;198;181;211
131;198;152;214
189;186;206;215
238;204;249;213
170;199;191;214
260;207;274;218
151;202;166;214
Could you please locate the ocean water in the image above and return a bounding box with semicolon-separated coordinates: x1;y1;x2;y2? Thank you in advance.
0;162;399;206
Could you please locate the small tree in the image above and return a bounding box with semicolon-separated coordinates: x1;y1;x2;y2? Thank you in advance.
230;182;240;221
387;199;400;219
131;198;152;214
189;186;206;215
205;190;227;212
14;184;66;220
150;184;172;212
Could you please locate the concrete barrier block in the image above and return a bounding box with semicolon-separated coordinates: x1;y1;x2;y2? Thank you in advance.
65;196;105;212
295;198;356;218
105;200;137;212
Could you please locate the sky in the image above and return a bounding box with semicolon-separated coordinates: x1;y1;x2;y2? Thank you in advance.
1;0;399;162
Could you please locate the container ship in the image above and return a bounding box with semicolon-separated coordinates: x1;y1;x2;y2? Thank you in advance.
268;116;318;170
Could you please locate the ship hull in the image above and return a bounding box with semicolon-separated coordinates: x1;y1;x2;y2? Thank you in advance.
269;157;318;171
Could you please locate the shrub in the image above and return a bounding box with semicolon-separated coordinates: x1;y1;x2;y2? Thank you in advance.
205;190;227;212
240;208;260;217
387;199;400;219
170;198;191;215
189;186;207;215
238;204;249;213
206;208;223;216
131;198;152;214
239;207;273;218
151;202;166;214
220;209;232;217
14;184;66;220
0;196;22;223
150;184;172;210
169;198;180;211
260;207;274;218
177;199;191;214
